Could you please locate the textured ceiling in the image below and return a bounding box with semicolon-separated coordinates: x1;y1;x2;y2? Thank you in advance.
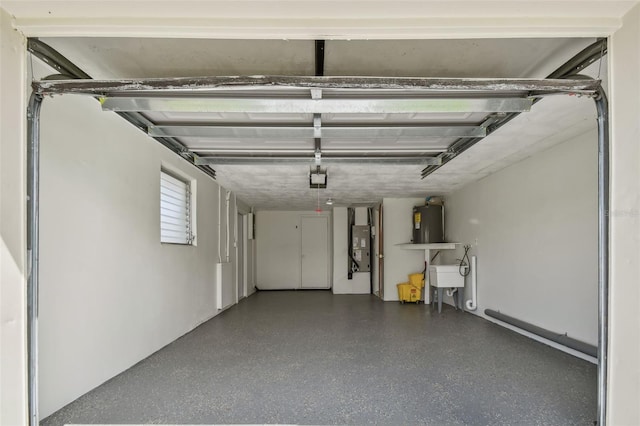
214;93;598;210
37;37;605;210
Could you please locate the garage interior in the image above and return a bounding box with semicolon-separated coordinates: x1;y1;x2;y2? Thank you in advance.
21;34;608;425
2;2;639;425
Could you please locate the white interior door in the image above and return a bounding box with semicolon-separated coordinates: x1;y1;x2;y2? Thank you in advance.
300;216;330;289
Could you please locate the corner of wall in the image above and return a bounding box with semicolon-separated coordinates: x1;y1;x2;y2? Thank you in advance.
381;198;426;301
0;6;28;425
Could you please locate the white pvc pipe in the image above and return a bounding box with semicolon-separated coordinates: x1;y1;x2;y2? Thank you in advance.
225;190;231;262
217;186;222;264
465;255;478;311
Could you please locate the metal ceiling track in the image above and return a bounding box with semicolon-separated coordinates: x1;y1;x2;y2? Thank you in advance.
36;76;599;95
420;38;608;178
32;76;600;168
27;38;217;180
32;77;599;167
30;37;607;174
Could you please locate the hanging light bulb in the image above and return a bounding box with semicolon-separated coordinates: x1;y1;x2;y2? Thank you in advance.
326;198;334;205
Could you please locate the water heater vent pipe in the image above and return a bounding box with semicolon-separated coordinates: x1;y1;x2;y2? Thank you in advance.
465;255;478;311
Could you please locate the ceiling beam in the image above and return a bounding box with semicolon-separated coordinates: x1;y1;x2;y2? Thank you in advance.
315;40;325;77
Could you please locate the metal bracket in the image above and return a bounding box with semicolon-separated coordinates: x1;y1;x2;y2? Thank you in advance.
313;114;322;138
314;137;322;166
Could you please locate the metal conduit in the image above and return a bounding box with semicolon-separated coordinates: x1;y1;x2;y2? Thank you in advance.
27;92;43;426
485;309;597;357
595;87;610;426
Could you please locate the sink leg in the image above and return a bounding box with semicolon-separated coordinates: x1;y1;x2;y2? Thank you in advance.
437;288;443;313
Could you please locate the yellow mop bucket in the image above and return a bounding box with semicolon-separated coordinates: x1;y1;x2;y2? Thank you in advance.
408;273;425;288
397;282;421;304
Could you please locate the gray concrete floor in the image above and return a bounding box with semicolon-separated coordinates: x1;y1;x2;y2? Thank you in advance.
42;291;596;425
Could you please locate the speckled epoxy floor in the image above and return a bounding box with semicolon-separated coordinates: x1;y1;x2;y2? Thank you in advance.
41;291;596;425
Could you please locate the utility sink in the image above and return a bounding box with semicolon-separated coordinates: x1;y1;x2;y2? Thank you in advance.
429;265;466;288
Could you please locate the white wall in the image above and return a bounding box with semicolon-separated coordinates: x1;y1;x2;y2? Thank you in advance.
382;198;425;301
332;207;349;293
32;58;253;417
443;130;598;355
256;210;331;289
609;4;640;424
0;8;28;425
246;219;257;295
332;207;370;294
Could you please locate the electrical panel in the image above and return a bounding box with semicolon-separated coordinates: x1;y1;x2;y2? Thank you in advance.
351;225;371;272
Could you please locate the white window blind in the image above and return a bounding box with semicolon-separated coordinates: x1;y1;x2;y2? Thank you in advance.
160;171;193;244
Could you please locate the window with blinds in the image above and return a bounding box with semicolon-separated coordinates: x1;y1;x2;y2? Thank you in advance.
160;170;193;245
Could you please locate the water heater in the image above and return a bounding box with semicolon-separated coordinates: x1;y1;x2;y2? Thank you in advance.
412;204;444;244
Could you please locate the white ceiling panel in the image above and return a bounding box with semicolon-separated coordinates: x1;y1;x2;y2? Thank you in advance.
144;111;314;124
321;112;480;123
181;138;315;150
180;137;452;153
246;113;314;122
320;138;453;150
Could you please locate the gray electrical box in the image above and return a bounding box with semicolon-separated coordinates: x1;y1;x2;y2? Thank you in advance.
351;225;371;272
412;204;444;243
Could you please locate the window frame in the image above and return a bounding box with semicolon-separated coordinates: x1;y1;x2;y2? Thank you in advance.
160;168;196;245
